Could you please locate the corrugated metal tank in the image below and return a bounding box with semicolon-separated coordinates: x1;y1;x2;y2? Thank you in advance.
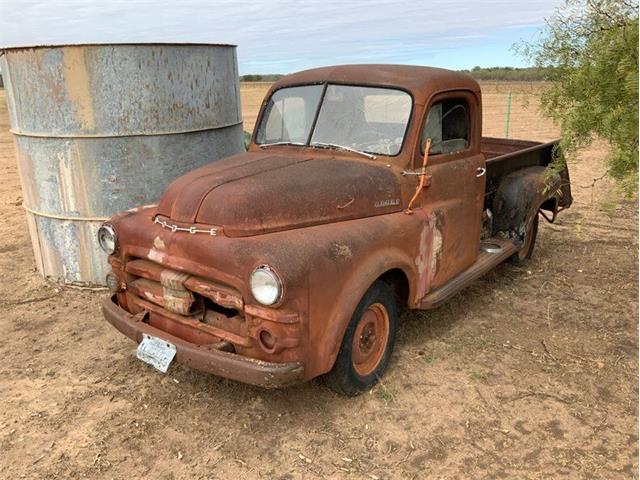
1;43;244;285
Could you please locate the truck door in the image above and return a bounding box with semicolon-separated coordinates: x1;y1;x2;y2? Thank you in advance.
414;91;486;290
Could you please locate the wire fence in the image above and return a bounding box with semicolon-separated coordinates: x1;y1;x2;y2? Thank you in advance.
480;85;560;143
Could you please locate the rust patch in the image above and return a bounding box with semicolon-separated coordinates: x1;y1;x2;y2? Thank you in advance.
414;210;436;301
428;223;443;279
147;248;167;264
152;236;165;250
330;243;352;260
62;47;95;131
160;269;194;315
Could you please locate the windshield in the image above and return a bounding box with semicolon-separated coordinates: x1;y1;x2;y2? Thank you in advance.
255;84;412;156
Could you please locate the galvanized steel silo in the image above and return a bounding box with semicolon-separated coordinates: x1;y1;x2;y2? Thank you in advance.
1;43;244;285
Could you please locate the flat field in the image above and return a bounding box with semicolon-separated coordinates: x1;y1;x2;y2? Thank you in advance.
0;82;637;479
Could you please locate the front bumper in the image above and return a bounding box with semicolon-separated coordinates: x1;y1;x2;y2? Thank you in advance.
102;295;304;388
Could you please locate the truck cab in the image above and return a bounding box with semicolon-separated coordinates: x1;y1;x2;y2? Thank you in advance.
100;65;571;395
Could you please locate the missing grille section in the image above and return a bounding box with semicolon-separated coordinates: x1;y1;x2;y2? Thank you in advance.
203;296;239;318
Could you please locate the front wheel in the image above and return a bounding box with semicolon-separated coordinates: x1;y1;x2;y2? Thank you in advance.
510;213;539;266
324;281;398;396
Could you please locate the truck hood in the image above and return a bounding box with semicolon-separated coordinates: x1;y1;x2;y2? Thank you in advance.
156;151;403;237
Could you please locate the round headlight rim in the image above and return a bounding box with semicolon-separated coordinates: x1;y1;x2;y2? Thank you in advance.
250;264;283;307
98;223;118;255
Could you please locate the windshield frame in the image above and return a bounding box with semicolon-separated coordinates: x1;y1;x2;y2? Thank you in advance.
253;81;415;158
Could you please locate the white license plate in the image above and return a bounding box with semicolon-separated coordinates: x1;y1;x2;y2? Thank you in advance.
136;334;177;373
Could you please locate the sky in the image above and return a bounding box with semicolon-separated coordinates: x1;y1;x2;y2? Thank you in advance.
0;0;563;74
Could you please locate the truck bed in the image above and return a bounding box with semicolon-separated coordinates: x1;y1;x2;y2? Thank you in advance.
481;136;572;210
482;137;556;176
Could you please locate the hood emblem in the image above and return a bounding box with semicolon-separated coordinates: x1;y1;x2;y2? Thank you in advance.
374;199;400;208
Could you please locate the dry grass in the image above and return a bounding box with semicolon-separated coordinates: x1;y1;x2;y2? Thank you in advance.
240;82;271;133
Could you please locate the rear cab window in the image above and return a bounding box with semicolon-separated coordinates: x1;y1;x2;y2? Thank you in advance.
421;98;470;155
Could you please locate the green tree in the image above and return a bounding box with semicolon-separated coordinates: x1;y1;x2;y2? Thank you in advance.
461;66;554;81
518;0;639;193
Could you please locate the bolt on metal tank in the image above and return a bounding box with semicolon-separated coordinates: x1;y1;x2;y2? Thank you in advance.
1;43;244;285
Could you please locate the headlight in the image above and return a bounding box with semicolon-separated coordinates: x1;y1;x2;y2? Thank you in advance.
97;223;118;254
250;265;282;306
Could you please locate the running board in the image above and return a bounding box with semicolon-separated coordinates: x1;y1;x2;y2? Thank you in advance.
419;237;519;309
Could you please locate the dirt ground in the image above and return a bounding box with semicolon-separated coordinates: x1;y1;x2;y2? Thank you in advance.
0;83;638;479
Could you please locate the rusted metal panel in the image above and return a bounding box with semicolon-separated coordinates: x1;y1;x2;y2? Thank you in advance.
1;44;244;285
491;166;567;239
156;151;404;236
102;296;304;388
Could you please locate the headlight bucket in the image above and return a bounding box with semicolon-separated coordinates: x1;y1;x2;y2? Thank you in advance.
97;223;118;254
250;265;283;306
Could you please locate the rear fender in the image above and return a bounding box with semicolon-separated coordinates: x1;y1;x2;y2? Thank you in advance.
492;166;565;241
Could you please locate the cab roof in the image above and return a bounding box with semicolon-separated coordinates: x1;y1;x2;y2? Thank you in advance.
270;64;481;105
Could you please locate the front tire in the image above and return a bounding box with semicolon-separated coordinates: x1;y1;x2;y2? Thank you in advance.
510;213;539;266
324;281;398;396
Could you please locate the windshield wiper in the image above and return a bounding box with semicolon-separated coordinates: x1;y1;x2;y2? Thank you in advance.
310;141;377;160
259;141;306;148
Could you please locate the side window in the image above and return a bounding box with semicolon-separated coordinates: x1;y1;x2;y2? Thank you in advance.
421;98;469;155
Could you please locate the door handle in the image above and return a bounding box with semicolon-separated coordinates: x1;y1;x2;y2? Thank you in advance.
476;167;486;177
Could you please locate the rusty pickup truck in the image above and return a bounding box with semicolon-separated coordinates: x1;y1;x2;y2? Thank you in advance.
99;65;572;395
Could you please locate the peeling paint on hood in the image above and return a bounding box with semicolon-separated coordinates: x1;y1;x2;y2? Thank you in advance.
156;151;404;237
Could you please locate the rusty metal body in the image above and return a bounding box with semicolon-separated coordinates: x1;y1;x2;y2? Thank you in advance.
2;44;244;285
101;65;572;387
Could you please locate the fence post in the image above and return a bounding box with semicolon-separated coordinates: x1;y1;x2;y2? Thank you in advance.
504;92;512;139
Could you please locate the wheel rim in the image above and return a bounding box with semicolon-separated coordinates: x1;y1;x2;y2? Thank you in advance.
351;302;390;376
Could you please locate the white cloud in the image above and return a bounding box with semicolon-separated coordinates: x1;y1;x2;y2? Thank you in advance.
0;0;562;72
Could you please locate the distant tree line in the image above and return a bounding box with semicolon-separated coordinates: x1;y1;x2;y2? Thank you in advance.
461;66;555;81
239;68;554;83
240;74;284;82
0;67;551;88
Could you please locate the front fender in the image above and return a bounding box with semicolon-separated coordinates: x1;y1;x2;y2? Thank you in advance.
315;247;417;376
295;213;425;379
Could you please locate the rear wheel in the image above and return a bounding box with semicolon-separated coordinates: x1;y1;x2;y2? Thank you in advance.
324;281;398;396
510;213;539;266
